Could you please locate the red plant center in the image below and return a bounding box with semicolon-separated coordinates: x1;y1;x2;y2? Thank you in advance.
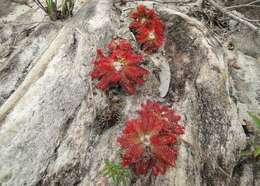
139;133;151;147
113;59;125;71
147;31;156;40
140;17;146;24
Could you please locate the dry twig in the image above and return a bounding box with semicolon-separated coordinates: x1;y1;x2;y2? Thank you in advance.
225;0;260;10
208;0;260;33
1;21;61;26
116;0;192;5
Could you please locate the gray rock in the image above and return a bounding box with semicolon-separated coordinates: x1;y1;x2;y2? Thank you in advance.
0;0;259;186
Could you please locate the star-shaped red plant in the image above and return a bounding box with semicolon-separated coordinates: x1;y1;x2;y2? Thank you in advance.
117;101;185;176
129;5;164;53
90;38;149;94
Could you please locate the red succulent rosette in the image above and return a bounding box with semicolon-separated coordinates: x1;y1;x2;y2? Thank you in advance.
90;38;149;94
117;115;178;176
129;4;164;53
117;101;185;176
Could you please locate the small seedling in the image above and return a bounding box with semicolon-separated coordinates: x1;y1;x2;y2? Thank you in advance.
240;112;260;159
248;112;260;128
101;160;131;186
33;0;74;21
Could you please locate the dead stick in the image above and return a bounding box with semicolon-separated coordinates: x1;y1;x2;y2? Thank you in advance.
208;0;260;33
225;0;260;10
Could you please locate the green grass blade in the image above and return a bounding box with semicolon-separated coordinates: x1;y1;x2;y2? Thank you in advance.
240;150;252;157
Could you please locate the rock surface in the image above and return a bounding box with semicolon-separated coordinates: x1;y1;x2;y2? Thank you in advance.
0;0;259;186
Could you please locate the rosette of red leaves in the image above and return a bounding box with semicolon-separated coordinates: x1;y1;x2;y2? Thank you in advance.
90;38;149;95
129;4;164;53
117;101;184;176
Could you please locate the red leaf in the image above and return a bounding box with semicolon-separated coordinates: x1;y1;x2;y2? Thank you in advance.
96;73;121;89
121;144;144;167
134;159;151;175
152;145;177;166
150;134;177;145
152;158;168;176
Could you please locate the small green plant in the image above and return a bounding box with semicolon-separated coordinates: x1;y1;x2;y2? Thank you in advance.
101;160;131;186
240;145;260;158
248;112;260;128
33;0;74;21
241;112;260;158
